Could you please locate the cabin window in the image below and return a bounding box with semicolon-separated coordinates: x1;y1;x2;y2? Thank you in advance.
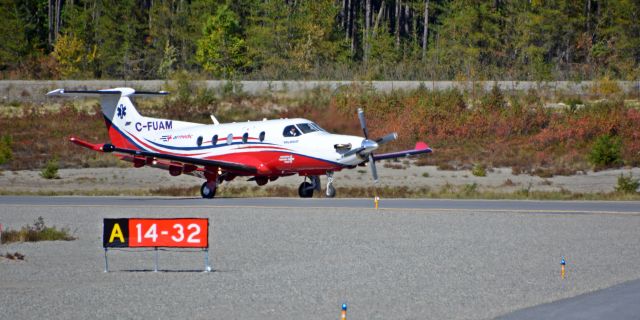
211;134;218;146
283;125;300;137
242;132;249;143
296;122;325;133
196;136;203;147
226;133;233;145
259;131;266;142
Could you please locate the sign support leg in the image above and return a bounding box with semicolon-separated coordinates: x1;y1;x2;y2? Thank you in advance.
154;247;159;272
204;249;212;272
104;248;109;273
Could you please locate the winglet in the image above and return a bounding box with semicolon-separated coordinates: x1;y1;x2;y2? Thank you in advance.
46;89;65;96
415;141;429;150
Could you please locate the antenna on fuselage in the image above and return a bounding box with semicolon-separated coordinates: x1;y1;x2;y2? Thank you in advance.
210;115;220;125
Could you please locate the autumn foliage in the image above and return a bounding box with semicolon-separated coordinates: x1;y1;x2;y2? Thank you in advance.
1;85;639;175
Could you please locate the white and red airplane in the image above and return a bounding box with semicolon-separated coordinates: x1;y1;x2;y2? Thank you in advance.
47;87;431;198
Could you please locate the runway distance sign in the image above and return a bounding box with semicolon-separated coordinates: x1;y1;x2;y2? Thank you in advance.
103;218;208;248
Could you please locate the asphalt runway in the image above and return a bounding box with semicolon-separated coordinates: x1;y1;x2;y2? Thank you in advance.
1;196;639;214
1;196;639;319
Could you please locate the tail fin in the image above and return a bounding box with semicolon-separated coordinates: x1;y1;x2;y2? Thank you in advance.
47;88;195;150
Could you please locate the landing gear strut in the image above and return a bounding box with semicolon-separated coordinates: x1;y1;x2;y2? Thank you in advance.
200;181;217;199
325;171;336;198
298;176;320;198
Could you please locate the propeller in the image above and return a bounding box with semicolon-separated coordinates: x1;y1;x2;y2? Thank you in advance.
351;108;397;183
358;108;370;139
376;132;398;145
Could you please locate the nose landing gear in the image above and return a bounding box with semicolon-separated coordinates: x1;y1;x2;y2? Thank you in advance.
325;171;336;198
298;174;336;198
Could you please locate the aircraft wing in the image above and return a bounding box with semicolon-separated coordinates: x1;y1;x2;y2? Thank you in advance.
70;137;258;174
372;142;432;161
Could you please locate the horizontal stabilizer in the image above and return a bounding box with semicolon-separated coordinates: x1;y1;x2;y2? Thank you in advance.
47;88;168;97
372;142;432;161
69;137;106;152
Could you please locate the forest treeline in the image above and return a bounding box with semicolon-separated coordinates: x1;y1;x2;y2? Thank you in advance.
1;0;640;80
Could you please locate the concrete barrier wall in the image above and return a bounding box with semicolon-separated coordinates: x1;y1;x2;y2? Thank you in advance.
2;80;639;103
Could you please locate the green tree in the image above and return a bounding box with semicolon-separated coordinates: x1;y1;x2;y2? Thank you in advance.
431;0;504;80
89;0;149;78
51;34;92;78
245;1;291;76
0;0;28;70
196;5;249;78
288;1;342;75
592;1;640;79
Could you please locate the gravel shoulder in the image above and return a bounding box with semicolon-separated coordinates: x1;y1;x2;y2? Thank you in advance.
1;204;640;319
1;165;639;195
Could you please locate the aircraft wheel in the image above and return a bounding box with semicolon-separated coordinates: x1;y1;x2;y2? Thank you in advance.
298;182;314;198
326;184;336;198
200;181;216;199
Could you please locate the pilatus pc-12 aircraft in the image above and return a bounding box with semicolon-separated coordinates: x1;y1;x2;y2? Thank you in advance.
47;87;432;198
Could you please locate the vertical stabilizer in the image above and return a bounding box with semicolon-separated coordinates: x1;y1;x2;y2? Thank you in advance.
46;87;197;150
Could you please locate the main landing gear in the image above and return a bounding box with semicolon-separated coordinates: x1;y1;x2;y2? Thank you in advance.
297;173;336;198
200;181;217;199
298;176;320;198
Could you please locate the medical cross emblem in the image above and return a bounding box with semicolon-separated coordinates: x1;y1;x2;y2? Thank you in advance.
117;105;127;119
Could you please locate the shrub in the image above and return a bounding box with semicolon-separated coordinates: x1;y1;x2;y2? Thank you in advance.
591;77;622;96
40;159;60;179
531;168;554;178
3;252;25;260
462;183;478;195
472;163;487;177
0;135;12;165
588;134;622;168
1;217;76;244
480;84;506;111
615;173;639;194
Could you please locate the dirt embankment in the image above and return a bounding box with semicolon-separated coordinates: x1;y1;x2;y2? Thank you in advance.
1;165;638;197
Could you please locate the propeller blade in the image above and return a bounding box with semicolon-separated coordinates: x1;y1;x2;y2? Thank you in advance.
368;154;378;183
375;132;398;145
342;146;365;158
357;108;369;139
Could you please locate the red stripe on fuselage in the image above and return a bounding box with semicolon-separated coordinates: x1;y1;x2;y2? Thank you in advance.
232;145;291;151
206;151;343;173
106;121;139;150
124;130;210;157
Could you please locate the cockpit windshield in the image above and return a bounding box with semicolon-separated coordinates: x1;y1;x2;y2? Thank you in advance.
296;122;326;134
